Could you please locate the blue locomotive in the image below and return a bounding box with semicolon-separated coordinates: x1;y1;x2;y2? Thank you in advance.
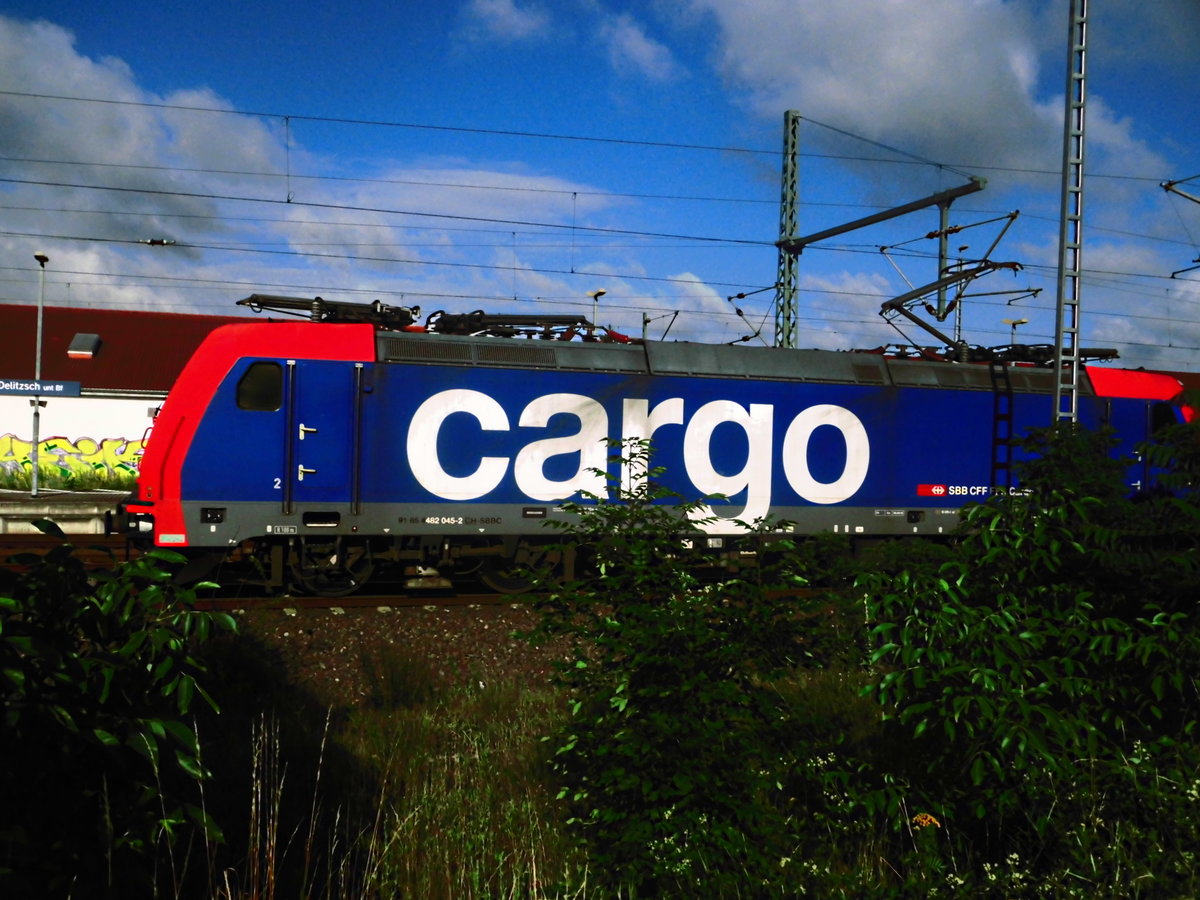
121;295;1188;595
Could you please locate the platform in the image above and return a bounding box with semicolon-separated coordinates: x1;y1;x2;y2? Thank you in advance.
0;489;126;534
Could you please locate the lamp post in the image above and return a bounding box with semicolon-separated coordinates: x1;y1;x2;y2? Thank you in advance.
31;251;48;497
1002;316;1028;344
587;289;606;334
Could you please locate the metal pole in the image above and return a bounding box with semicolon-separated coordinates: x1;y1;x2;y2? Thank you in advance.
587;289;605;333
778;179;984;254
1053;0;1087;424
1003;316;1028;344
936;203;950;316
31;252;48;497
774;110;800;348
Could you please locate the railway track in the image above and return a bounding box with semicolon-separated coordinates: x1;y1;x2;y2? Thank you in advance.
0;532;137;569
2;538;514;605
195;591;516;612
1;534;517;609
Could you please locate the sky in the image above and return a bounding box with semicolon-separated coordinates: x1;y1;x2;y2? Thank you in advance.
1;0;1198;370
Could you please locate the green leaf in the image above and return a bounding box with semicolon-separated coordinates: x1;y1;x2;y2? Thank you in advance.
1150;676;1166;702
163;718;199;753
970;754;985;785
50;705;78;732
174;749;207;779
32;518;67;538
144;548;188;565
185;803;225;843
93;727;120;746
176;675;195;713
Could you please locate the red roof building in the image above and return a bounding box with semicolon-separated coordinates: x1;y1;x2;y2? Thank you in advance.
0;304;248;392
1;305;253;470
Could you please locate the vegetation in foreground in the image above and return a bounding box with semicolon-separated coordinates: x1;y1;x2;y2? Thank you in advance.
0;522;235;897
0;465;138;492
4;423;1200;897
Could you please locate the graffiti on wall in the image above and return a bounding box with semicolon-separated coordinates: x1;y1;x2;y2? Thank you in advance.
0;434;144;476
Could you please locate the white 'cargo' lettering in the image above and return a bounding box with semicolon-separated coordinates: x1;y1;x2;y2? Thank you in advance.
514;393;608;501
683;400;774;531
407;389;510;499
407;389;871;511
620;397;685;493
781;404;870;504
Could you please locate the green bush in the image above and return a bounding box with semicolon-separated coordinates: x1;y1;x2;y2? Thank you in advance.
0;521;235;898
859;424;1200;895
520;425;1200;897
525;440;814;897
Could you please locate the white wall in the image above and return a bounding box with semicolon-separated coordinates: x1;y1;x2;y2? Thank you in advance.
0;396;159;474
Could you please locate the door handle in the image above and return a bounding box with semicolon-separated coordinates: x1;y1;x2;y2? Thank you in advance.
298;464;317;482
299;423;318;440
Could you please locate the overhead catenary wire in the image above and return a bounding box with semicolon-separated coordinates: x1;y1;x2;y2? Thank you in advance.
0;89;1179;184
5;222;1195;307
0;175;772;247
4;255;1196;358
1;93;1192;259
3;89;1198;367
2;195;1195;258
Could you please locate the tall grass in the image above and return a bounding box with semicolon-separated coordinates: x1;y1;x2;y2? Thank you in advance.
212;646;588;900
163;644;1200;900
206;647;888;899
207;619;1200;899
342;675;587;899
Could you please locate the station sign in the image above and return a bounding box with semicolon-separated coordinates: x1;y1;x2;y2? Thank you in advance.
0;378;82;397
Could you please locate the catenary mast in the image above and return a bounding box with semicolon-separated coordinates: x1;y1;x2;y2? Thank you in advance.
774;111;801;348
1053;0;1089;424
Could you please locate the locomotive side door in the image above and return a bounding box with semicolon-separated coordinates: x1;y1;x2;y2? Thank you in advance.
282;359;365;514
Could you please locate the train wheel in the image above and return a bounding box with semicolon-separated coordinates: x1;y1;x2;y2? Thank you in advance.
289;536;374;598
442;537;488;578
479;558;535;594
477;542;564;594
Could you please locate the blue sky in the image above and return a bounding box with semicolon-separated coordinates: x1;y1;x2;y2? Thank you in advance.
1;0;1198;369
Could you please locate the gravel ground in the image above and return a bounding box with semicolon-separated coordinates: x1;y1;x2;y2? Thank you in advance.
233;602;564;708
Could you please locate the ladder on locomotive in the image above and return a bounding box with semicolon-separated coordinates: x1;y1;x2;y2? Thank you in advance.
989;361;1015;490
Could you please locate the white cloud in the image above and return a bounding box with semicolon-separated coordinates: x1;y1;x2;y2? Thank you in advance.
275;163;625;290
641;272;733;341
599;13;681;81
688;0;1060;173
4;6;1194;368
0;16;238;300
460;0;551;42
797;270;895;349
0;13;633;319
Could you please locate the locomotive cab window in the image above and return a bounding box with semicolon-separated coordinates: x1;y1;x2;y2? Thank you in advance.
237;362;283;411
1150;400;1178;436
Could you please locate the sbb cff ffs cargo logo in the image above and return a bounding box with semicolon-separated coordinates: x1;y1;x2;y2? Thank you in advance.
918;484;999;498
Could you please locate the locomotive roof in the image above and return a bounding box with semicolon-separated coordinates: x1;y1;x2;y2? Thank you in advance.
2;298;1186;403
374;330;1069;394
222;294;1101;394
